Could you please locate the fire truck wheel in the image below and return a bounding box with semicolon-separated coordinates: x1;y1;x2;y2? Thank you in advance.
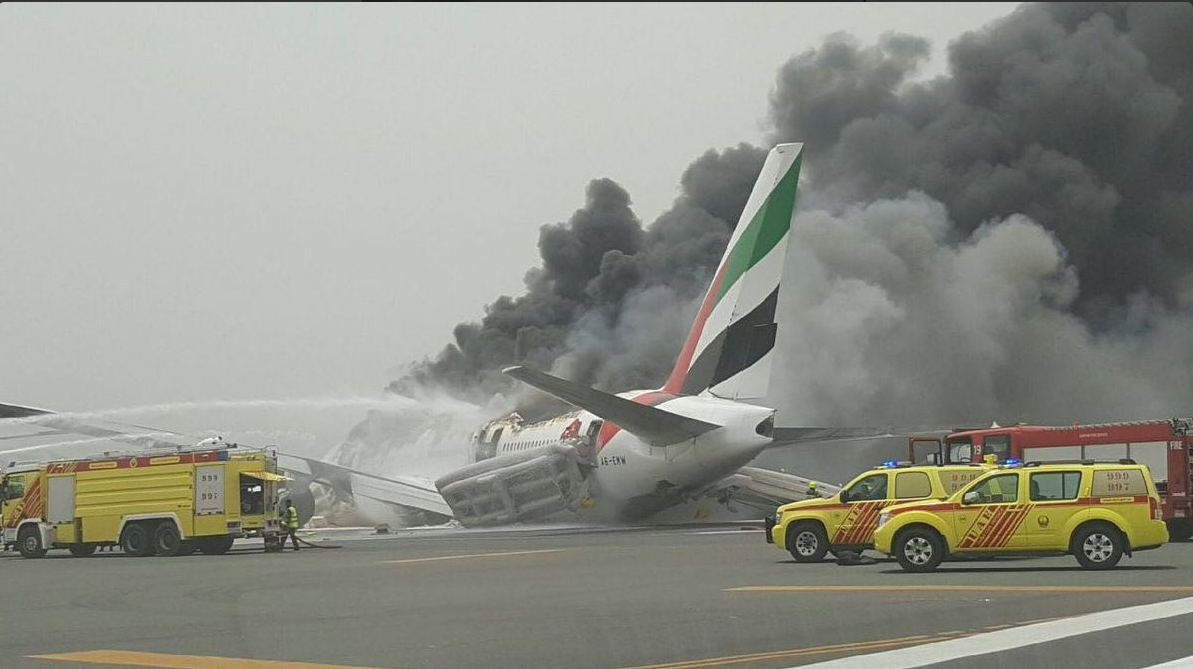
894;527;945;573
198;535;235;555
17;526;47;559
153;522;183;557
1166;519;1193;542
1073;522;1124;570
120;523;153;557
68;544;97;557
787;521;829;563
178;541;199;556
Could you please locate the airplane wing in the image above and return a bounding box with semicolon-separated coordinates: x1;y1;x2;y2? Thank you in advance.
0;401;452;523
708;427;955;509
279;452;451;518
704;466;842;511
503;366;719;446
0;402;195;461
769;426;952;447
0;402;51;420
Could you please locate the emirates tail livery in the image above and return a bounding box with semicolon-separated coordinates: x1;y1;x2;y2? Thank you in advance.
0;143;918;528
437;143;827;525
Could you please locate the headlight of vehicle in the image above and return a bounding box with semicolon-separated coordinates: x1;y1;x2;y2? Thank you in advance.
877;512;891;528
775;510;784;524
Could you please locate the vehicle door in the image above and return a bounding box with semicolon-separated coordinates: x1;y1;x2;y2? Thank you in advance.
1024;470;1083;549
893;470;934;504
833;472;890;545
953;472;1029;550
1;474;26;539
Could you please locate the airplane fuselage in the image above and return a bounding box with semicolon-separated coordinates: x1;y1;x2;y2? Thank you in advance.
473;391;775;520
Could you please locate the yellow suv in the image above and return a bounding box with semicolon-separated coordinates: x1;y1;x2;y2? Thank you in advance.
873;461;1169;572
766;463;988;562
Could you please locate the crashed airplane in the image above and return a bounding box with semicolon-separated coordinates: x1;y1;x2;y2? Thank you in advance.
1;143;920;528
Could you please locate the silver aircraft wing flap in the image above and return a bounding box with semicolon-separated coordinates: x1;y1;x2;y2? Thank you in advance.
707;466;842;510
768;426;952;448
503;366;719;447
277;452;452;518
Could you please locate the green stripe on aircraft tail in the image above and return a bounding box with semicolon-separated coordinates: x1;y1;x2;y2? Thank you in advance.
713;153;802;304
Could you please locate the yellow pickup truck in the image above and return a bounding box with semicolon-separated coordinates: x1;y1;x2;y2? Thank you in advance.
766;462;988;562
873;461;1169;571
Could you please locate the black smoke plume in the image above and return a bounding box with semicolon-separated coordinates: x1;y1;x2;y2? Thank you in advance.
388;3;1192;428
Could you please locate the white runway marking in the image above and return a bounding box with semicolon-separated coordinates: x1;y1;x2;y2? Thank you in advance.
376;549;565;564
1139;656;1193;669
787;596;1193;669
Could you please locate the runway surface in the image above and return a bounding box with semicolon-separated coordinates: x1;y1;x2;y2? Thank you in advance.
5;523;1193;669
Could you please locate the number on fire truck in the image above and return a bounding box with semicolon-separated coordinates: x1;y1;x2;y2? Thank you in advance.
195;465;224;515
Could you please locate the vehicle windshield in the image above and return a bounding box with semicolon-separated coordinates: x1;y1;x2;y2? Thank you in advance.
911;439;942;464
947;437;974;463
845;474;888;502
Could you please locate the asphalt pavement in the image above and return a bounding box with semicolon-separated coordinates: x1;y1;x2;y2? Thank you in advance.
4;523;1193;669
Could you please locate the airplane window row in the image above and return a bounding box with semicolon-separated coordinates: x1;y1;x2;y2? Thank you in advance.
509;439;555;451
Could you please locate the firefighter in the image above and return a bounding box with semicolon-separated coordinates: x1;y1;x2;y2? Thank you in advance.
806;481;820;499
283;498;300;551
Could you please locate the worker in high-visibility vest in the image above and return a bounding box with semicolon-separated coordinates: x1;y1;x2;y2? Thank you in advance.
283;499;300;552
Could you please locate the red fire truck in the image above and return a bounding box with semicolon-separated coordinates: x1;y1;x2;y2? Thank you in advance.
909;418;1193;540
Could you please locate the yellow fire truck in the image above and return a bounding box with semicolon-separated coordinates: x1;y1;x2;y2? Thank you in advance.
1;443;288;558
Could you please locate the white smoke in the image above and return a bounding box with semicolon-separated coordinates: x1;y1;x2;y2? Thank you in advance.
329;388;506;480
769;193;1193;428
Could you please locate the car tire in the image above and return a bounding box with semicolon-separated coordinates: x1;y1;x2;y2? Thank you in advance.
68;544;97;557
1073;523;1124;570
120;522;154;557
894;527;945;573
17;526;47;559
153;522;183;557
787;522;829;563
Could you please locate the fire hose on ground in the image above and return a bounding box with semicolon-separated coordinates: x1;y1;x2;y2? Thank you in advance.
265;532;343;551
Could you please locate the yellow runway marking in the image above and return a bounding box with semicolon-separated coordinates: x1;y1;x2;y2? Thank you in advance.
376;548;564;565
727;585;1193;593
31;650;395;669
610;632;971;669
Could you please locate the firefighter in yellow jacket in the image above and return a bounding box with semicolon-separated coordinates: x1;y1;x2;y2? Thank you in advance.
282;499;300;552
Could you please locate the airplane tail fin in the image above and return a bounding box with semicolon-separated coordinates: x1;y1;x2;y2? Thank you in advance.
662;143;803;400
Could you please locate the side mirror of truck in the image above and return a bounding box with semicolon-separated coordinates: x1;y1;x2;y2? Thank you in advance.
963;491;980;505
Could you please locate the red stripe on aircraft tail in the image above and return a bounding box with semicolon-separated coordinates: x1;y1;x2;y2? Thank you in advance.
662;261;730;395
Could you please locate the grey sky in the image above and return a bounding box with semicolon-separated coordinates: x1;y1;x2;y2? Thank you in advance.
0;2;1017;414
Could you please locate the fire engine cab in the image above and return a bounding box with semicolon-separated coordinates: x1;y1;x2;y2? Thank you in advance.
910;418;1193;540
